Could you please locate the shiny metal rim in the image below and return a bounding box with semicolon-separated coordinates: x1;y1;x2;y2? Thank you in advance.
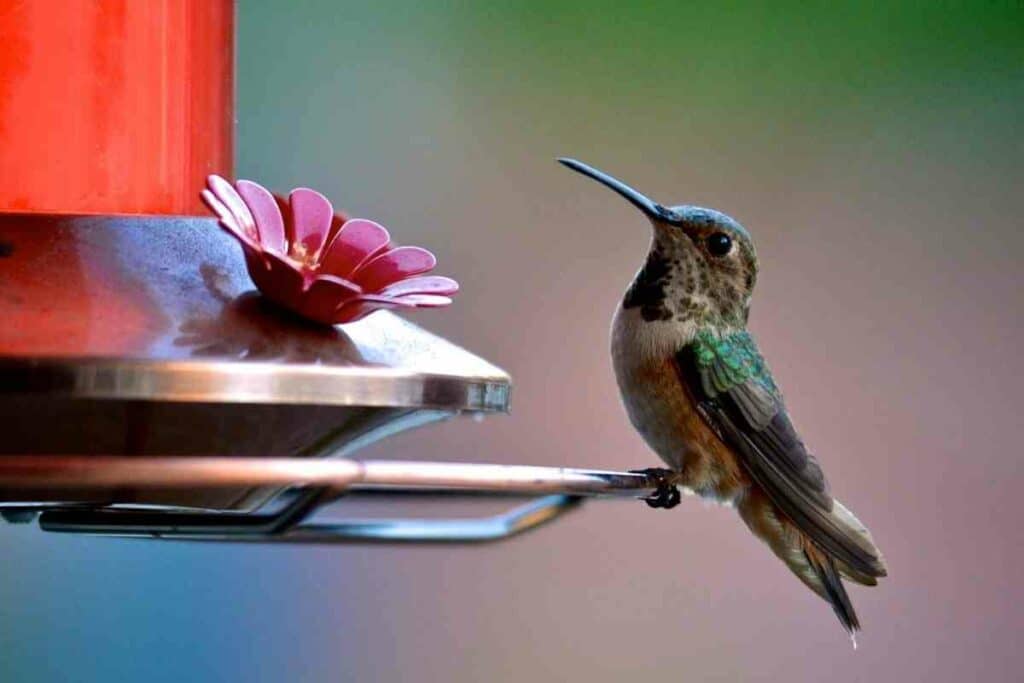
0;357;510;412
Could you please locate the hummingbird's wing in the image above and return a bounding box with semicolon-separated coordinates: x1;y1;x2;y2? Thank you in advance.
676;329;887;583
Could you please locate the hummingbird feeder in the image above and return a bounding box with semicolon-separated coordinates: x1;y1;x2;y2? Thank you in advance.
0;0;663;543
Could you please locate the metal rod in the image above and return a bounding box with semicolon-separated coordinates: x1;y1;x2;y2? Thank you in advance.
39;495;585;544
244;494;584;543
0;456;664;499
356;461;658;497
0;457;364;490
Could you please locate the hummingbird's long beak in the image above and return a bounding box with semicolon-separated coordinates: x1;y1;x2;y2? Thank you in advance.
558;158;681;225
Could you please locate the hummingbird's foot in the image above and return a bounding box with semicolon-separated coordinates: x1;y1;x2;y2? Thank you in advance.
631;467;681;510
646;485;681;509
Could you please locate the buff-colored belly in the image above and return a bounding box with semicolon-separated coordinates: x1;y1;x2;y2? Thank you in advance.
611;310;747;501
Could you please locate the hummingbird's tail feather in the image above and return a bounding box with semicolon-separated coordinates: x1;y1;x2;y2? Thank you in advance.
828;499;886;586
830;499;887;582
737;488;878;634
804;545;860;632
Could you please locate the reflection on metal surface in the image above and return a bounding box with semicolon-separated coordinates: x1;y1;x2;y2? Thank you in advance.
0;214;510;410
0;456;665;544
174;288;368;364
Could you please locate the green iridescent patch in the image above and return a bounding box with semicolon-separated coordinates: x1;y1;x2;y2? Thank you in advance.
692;328;778;395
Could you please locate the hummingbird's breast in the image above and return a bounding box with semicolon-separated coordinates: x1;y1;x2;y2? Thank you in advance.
611;304;748;501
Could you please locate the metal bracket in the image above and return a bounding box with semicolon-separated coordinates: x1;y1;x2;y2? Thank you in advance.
0;456;670;544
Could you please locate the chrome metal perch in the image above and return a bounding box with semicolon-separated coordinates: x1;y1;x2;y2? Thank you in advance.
0;457;666;544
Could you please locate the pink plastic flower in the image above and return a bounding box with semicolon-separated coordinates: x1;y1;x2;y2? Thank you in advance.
201;175;457;325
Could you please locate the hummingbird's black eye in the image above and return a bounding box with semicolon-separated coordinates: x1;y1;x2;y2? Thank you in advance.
705;232;732;257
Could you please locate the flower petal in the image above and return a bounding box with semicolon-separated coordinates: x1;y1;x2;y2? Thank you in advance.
332;299;403;324
377;276;459;297
236;180;287;253
313;273;362;294
251;251;306;308
201;188;233;224
207;175;257;241
325;211;348;248
333;292;452;323
390;293;453;307
319;219;391;278
343;293;418;307
287;188;334;263
295;275;363;324
274;194;291;225
203;189;263;252
352;246;437;292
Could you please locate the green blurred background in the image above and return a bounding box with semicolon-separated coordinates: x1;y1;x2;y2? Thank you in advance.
2;2;1022;681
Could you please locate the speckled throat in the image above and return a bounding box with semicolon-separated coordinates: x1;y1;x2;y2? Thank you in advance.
622;246;718;325
622;247;673;322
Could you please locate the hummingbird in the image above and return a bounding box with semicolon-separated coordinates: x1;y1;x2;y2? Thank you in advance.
559;158;887;634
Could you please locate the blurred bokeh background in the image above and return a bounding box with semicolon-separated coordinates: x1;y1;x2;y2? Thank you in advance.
2;1;1022;680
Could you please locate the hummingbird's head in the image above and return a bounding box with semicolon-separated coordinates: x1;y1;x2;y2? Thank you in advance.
559;158;758;328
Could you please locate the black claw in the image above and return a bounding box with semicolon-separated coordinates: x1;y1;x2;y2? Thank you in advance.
630;468;681;510
645;485;681;509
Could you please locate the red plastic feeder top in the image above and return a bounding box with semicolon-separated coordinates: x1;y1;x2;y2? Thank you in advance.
0;0;233;216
